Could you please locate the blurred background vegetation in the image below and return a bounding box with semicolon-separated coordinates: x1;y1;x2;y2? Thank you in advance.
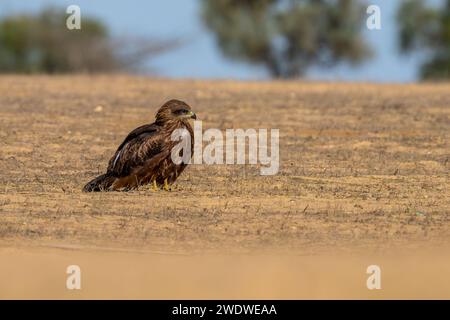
0;1;448;80
397;0;450;80
0;8;178;73
201;0;371;78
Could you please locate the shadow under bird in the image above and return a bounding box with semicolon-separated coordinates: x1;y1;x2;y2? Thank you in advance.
83;99;197;192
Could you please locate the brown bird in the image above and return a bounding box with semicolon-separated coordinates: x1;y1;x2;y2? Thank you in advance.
83;99;196;192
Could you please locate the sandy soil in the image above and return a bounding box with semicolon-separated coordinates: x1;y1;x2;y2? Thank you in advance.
0;75;449;298
1;246;450;299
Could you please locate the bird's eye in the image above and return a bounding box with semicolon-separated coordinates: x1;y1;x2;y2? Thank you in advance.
175;109;188;115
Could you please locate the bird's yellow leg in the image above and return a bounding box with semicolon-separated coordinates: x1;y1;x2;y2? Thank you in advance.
163;178;171;191
151;179;158;191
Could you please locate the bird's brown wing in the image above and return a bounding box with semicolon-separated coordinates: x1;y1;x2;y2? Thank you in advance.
107;123;166;177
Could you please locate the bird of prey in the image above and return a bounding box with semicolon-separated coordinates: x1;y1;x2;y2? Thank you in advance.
83;99;196;192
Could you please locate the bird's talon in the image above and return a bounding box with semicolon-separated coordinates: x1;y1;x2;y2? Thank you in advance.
163;179;171;191
151;180;158;191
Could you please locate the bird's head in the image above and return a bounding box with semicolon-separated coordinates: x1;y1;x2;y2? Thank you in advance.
155;99;197;124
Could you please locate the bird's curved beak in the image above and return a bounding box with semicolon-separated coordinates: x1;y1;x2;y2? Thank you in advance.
188;111;197;120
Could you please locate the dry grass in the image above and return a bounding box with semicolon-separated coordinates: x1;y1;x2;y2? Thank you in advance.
1;75;449;298
0;75;449;254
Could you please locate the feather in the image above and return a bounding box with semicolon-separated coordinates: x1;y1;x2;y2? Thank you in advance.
83;99;195;192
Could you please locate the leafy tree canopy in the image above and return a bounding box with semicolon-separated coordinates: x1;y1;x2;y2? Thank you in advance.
201;0;371;78
398;0;450;80
0;8;177;73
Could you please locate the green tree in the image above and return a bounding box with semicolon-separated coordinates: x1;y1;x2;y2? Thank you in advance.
397;0;450;80
0;8;177;73
201;0;371;78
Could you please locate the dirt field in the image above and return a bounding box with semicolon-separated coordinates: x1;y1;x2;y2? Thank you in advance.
0;75;449;298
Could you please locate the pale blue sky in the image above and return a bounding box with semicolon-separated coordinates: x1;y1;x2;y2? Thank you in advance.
0;0;440;82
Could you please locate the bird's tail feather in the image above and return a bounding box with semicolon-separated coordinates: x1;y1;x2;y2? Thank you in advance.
82;173;116;192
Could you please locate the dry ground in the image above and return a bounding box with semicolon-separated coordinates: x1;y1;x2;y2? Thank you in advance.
0;75;449;298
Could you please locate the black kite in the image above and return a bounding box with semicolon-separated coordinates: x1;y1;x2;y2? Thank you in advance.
83;99;196;192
